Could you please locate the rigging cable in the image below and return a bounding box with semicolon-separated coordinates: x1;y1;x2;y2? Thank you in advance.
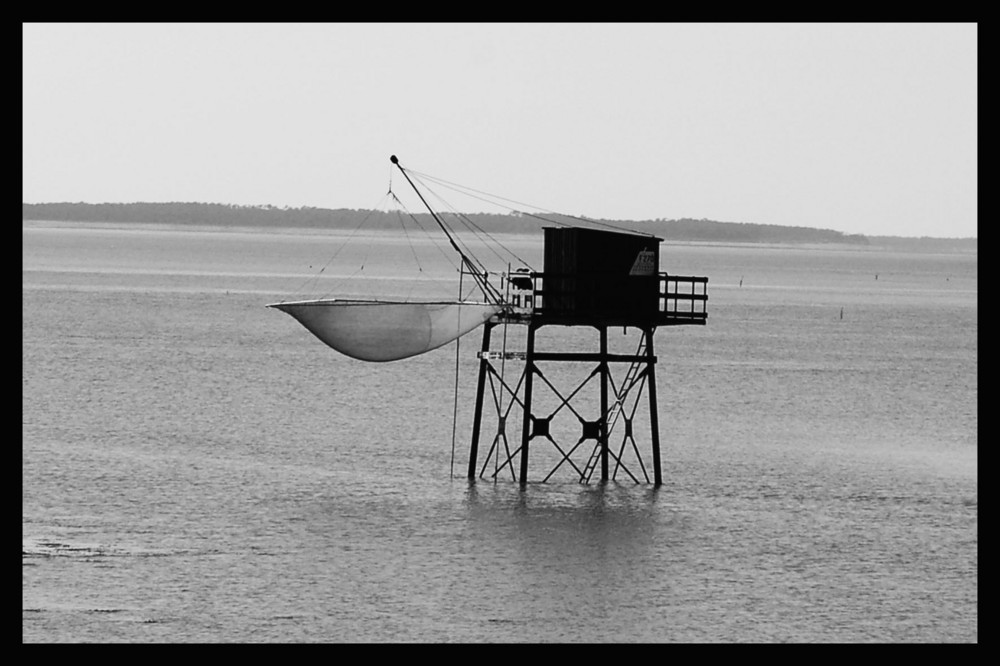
450;268;464;478
407;167;658;237
390;156;503;304
390;191;463;273
392;207;424;301
389;161;469;287
283;192;393;302
409;173;534;270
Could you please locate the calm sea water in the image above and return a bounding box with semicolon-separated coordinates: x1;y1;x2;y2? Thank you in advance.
22;221;977;643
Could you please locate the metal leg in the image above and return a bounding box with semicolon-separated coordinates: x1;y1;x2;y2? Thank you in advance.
599;325;609;483
468;322;493;479
518;323;536;486
645;327;662;486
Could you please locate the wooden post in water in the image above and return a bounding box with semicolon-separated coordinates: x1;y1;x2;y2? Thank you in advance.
646;327;663;486
599;325;610;482
519;323;537;486
468;322;494;479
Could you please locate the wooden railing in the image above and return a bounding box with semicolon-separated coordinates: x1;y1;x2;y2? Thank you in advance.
504;272;707;325
660;274;708;323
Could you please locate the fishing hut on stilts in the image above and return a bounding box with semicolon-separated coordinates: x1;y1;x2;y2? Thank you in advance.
469;227;707;486
269;155;708;485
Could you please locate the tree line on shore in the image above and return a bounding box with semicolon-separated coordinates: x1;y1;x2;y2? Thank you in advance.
22;202;975;250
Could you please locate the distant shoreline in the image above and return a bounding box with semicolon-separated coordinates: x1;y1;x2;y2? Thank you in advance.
22;202;977;254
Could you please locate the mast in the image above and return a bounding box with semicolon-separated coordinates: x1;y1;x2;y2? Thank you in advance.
390;155;501;303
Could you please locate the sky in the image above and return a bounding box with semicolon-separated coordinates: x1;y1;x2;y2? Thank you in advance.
23;23;977;238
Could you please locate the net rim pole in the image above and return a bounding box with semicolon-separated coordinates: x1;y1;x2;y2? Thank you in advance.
450;268;464;478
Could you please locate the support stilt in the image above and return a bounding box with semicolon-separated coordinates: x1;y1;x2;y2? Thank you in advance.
599;325;609;483
645;327;663;486
468;322;493;479
468;320;676;485
519;323;536;486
